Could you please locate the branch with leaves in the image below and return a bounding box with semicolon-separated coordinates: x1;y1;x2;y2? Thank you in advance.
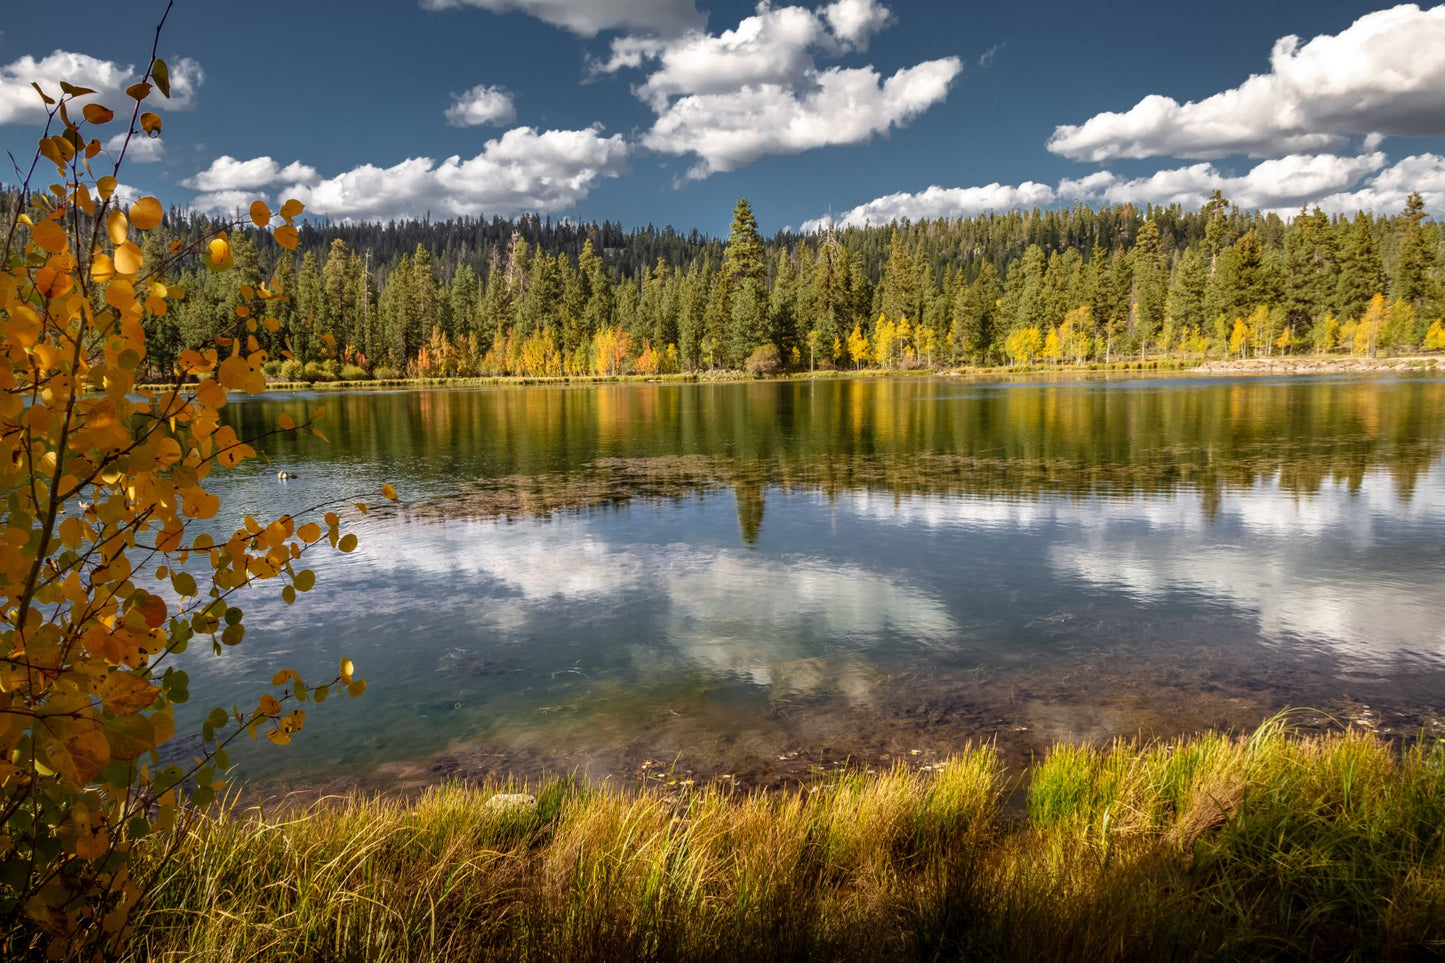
0;9;393;958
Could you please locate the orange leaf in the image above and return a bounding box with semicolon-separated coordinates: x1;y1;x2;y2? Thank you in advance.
99;672;160;716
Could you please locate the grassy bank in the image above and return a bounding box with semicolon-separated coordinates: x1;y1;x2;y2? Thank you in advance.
122;719;1445;961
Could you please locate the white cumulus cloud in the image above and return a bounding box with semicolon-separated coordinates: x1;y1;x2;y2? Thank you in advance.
1048;3;1445;161
0;50;203;125
803;181;1056;230
599;0;960;176
104;132;164;164
419;0;704;37
800;151;1420;230
444;84;516;127
646;57;962;178
181;155;321;192
1057;152;1388;213
185;127;628;221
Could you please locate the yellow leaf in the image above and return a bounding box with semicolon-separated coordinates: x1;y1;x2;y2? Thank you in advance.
382;483;398;501
257;694;281;716
271;670;293;685
339;658;354;684
278;413;295;430
81;103;114;125
140;111;162;136
279;198;304;220
126;81;151;101
337;533;358;553
250;200;271;228
114;241;143;276
106;209;128;245
130;196;163;231
31;219;66;253
296;522;322;543
96;175;118;199
266;729;291;746
204;237;233;272
195;378;227;409
274;225;299;251
347;679;367;698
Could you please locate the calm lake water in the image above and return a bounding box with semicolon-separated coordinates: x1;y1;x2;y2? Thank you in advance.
194;373;1445;790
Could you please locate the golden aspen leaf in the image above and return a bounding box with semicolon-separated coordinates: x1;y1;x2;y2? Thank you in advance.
257;694;281;716
60;80;96;96
105;279;136;309
324;512;339;528
282;585;296;605
129;196;163;230
296;523;322;543
347;679;367;698
106;209;128;245
355;502;368;515
195;379;227;409
382;483;398;501
140;111;162;136
204;237;233;272
266;729;291;746
96;175;118;199
262;315;280;332
279;198;305;220
31;219;66;253
126;82;151;101
273;225;299;251
146;295;168;315
91;253;115;282
249;201;271;228
85;137;102;158
337;533;358;553
271;670;292;686
114;241;143;276
295;570;315;593
81;104;114;125
278;413;295;430
99;673;160;716
339;658;354;684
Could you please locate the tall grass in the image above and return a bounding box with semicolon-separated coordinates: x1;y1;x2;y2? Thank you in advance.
125;723;1445;961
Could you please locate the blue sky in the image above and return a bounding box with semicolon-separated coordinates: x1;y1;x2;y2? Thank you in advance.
2;1;1444;234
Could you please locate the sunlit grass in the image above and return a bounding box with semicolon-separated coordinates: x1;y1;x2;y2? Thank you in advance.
127;723;1445;961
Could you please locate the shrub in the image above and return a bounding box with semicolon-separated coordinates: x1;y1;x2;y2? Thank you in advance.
744;343;782;376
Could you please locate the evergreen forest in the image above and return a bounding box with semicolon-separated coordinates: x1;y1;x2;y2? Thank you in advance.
10;188;1441;380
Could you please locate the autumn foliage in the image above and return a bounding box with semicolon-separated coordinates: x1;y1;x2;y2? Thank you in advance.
0;12;384;958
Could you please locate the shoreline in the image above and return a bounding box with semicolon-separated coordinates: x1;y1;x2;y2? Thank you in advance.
136;354;1443;396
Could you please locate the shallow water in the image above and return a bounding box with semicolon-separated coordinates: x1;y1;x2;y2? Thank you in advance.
189;373;1445;790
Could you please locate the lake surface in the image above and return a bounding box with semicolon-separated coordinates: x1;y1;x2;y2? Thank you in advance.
195;373;1445;790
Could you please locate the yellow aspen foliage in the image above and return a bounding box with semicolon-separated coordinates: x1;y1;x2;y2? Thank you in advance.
0;16;385;958
1424;319;1445;350
845;324;869;370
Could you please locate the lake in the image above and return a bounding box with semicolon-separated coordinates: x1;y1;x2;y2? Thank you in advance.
195;373;1445;791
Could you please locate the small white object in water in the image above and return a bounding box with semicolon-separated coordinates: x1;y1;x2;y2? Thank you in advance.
277;470;296;480
485;793;537;814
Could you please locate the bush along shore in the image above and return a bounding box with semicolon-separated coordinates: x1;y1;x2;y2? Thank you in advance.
121;718;1445;962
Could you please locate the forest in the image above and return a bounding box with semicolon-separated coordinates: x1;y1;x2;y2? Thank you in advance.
8;188;1442;380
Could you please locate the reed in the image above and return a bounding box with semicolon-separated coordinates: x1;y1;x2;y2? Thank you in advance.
124;724;1445;961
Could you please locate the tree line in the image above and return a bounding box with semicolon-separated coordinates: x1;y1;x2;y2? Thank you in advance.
7;187;1439;380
